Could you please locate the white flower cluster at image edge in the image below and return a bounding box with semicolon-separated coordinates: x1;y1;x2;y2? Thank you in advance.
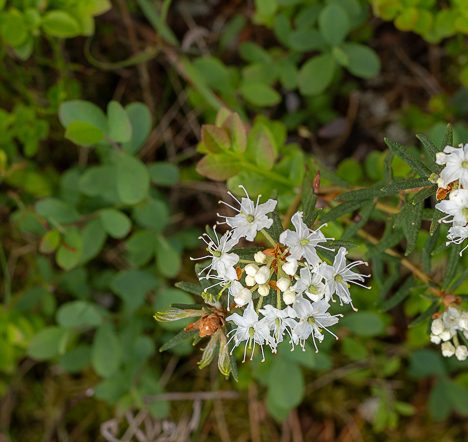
430;307;468;361
435;143;468;255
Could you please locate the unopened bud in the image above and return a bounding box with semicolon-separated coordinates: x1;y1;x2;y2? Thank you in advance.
245;263;259;276
276;277;291;292
258;284;270;297
283;289;296;305
154;308;202;322
441;341;455;357
254;251;267;264
282;258;298;276
218;332;231;377
198;332;220;369
234;288;252;306
455;345;468;361
255;266;270;285
245;275;256;287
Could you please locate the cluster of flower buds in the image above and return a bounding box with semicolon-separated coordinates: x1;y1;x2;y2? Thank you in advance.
430;307;468;361
188;186;370;363
434;143;468;255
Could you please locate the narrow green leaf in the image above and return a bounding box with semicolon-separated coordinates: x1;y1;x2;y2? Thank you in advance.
384;138;431;177
442;243;461;289
159;329;197;352
379;277;413;311
410;302;439;327
175;281;203;296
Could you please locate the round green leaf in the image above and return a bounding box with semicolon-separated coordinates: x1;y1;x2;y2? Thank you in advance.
298;53;336;96
148;162;179;186
39;229;61;254
155;236;181;278
65;120;105;146
111;269;158;311
114;153;150;205
28;326;68;360
107;101;132;143
59;100;107;132
267;358;304;410
99;208;131;239
36;198;80;224
319;4;350;46
133;198;169;231
341;43;380;79
123;102;152;153
1;9;28;46
91;323;122;378
80;219;107;263
57;301;102;328
41;10;81;38
56;227;83;271
239;82;281;107
125;230;156;267
59;345;91;373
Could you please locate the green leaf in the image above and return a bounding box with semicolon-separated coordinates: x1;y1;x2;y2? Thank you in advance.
123;102;152;153
1;9;28;46
28;326;68;360
111;269;158;311
320;201;363;222
80;219;107;263
59;100;107;133
65;120;105;146
36;198;80;224
409;349;446;379
416;133;438;163
239;82;281;107
384;138;431;177
159;328;198;352
410;301;439;327
99;209;131;239
267;358;304;411
148;162;179;186
133;198;169;231
114;153;150;205
298;53;336;96
301;175;318;226
155;235;181;278
341;312;385;337
92;323;122;378
39;230;61;254
56;301;102;329
223;113;247;153
136;0;178;45
396;200;423;255
41;10;81;38
107;101;132;143
196;154;241;181
319;4;350;46
337;178;430;202
201;125;231;153
379;277;414;311
174;281;203;296
253;125;277;170
442;243;462;289
125;230;156;266
56;227;83;271
59;345;91;373
287;29;325;52
341;43;380;79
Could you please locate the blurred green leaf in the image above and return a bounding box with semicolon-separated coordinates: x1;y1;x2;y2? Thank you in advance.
298;54;336;96
57;301;102;329
92;323;122;378
107;101;132;143
319;4;350;46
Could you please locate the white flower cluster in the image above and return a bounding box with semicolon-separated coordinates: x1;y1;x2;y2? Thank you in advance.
192;186;370;362
435;144;468;255
430;307;468;361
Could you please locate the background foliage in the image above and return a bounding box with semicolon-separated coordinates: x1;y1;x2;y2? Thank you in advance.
1;0;468;440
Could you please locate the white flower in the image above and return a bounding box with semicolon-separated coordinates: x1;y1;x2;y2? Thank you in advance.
455;345;468;361
226;302;272;361
254;266;271;285
441;341;456;357
276;277;291;292
279;212;331;265
435;144;468;189
442;307;462;335
446;225;468;255
295;266;327;302
245;264;259;276
283;289;296;305
193;229;239;281
219;185;277;241
282;256;298;276
435;188;468;227
291;297;341;352
229;281;252;307
254;251;267;264
430;334;441;344
317;247;369;309
259;305;296;350
258;284;270;297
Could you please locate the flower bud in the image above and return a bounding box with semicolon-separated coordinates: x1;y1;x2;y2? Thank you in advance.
455;345;468;361
276;277;291;292
431;318;444;335
218;332;231;377
254;251;267;264
154;308;202;322
430;334;441;345
245;263;259;276
255;266;270;285
441;341;455;357
234;288;252;306
283;289;296;305
198;332;220;369
258;284;270;297
245;275;256;287
440;330;452;341
282;258;298;276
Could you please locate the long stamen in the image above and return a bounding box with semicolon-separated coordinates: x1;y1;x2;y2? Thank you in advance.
219;200;240;213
